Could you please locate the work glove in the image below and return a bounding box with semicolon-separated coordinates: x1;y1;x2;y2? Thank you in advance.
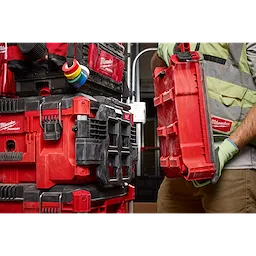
193;138;239;187
211;138;239;183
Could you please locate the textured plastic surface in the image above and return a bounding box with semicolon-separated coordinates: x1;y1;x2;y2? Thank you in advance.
80;43;125;97
0;94;138;188
153;51;216;181
0;183;134;213
18;43;47;61
86;43;124;83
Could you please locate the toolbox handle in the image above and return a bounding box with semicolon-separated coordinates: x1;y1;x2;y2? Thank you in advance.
39;192;62;213
0;152;23;162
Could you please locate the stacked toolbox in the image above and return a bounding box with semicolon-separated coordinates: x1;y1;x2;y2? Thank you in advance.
14;43;127;100
0;43;137;213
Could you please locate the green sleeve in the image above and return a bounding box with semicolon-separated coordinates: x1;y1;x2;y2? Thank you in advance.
157;43;175;66
157;43;197;66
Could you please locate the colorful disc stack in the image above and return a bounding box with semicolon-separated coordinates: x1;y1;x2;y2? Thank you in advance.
62;59;90;89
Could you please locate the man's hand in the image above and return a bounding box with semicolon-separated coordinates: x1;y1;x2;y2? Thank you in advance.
211;138;239;184
193;138;239;188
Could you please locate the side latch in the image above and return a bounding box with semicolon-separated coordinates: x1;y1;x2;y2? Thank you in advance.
39;101;63;141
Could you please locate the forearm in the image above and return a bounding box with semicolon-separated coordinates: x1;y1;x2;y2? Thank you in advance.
150;51;167;76
231;44;256;148
157;40;176;66
229;104;256;149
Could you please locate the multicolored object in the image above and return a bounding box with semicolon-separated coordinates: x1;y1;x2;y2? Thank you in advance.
62;59;90;89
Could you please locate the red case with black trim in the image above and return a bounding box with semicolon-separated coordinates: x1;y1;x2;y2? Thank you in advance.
153;50;216;181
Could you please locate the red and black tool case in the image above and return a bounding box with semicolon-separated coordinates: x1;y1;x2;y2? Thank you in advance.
153;47;216;181
8;43;126;100
0;94;137;189
0;183;135;213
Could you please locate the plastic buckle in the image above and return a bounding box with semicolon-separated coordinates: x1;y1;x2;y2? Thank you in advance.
177;52;192;62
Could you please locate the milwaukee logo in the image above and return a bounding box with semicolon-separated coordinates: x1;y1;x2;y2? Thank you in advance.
0;121;20;131
100;57;113;73
123;113;131;121
211;116;232;133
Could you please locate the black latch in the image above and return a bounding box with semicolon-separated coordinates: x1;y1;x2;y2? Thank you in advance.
39;100;63;141
43;118;62;141
177;52;192;62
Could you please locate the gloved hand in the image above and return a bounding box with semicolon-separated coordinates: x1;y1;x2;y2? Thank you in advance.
211;138;239;184
192;138;239;187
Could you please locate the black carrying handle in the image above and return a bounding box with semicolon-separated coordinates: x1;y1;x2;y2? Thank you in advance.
67;40;77;67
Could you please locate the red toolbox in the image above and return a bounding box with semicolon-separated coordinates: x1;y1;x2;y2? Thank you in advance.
82;43;125;83
0;94;137;189
11;43;126;100
153;47;216;181
0;183;134;213
78;43;126;99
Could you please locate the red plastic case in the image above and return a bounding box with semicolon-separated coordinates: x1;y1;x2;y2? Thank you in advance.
153;51;216;181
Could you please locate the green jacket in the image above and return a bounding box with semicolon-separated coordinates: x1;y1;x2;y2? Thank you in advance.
157;43;256;136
